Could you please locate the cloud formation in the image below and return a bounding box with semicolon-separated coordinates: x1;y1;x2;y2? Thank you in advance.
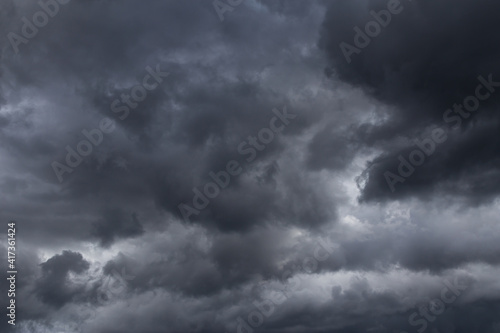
1;1;500;332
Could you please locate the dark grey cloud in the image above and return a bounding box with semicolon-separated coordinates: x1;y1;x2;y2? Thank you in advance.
306;122;361;171
35;251;90;308
320;0;500;204
90;209;144;247
1;1;500;332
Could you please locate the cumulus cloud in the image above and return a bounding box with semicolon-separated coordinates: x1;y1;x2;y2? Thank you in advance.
1;1;500;332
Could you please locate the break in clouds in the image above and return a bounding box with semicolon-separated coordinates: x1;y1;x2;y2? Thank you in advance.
1;0;500;332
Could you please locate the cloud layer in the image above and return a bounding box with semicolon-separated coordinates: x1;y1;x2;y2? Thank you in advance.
1;1;500;332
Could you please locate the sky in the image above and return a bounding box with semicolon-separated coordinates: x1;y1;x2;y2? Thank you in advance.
1;0;500;332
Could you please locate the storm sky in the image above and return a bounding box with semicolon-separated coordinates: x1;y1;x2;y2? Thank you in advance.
1;0;500;332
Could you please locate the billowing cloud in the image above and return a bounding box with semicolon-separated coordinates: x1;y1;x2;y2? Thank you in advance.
1;1;500;332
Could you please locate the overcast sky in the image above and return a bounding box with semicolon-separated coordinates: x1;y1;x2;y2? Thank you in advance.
1;0;500;332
